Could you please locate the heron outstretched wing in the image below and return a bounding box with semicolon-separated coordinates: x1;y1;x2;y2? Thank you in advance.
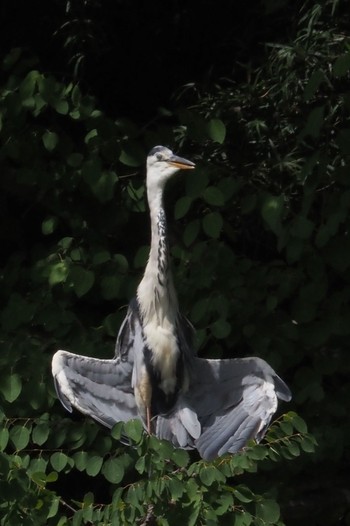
51;348;138;428
157;356;291;460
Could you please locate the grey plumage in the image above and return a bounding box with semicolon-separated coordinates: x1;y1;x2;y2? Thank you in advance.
156;357;291;460
51;145;291;460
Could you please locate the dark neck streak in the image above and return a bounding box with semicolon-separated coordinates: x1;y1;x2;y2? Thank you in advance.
156;208;170;288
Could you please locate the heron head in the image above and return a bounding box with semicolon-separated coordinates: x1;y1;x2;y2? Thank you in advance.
146;146;195;188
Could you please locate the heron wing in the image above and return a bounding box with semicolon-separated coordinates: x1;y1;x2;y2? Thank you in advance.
52;349;138;428
193;357;291;460
156;356;291;460
114;298;140;361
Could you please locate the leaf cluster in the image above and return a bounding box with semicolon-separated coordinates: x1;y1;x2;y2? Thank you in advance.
0;411;315;525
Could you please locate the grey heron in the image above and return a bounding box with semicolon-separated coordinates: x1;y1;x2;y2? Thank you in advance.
52;145;291;460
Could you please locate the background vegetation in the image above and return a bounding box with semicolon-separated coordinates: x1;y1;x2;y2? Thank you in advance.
0;0;349;524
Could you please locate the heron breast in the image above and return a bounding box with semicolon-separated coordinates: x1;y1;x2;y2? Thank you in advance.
143;322;180;395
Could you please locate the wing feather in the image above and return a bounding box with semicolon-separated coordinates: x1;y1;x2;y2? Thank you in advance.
52;350;138;428
156;356;291;460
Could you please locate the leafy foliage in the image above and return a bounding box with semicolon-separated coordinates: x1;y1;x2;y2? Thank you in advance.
0;0;349;524
0;412;315;525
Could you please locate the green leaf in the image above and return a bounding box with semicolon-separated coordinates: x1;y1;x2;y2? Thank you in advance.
290;413;308;434
100;275;121;300
42;216;58;235
103;312;121;337
86;455;103;476
55;100;69;115
261;194;284;235
301;106;324;139
234;486;254;503
241;194;257;214
42;131;58;152
186;168;209;198
28;457;48;475
102;457;125;484
171;448;189;468
168;477;184;500
82;158;102;186
300;436;316;453
303;70;325;101
207;118;226;143
134;245;149;268
32;422;50;446
336;129;350;155
211;319;231;339
47;471;59;483
333;53;350;77
92;250;111;265
31;471;47;488
49;261;69;286
71;84;82;106
216;493;234;515
10;425;30;450
279;421;293;435
1;373;22;402
202;186;225;207
19;70;39;100
0;427;9;451
199;466;214;486
119;145;144;167
73;451;88;471
255;499;280;524
70;267;95;297
47;497;60;519
234;511;253;526
67;153;84;168
111;422;124;441
50;452;69;472
91;171;118;203
124;419;143;442
135;455;146;474
290;216;314;240
202;212;223;239
3;47;22;69
183;219;200;246
174;196;192;219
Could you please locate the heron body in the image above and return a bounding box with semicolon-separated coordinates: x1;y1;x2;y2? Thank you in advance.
133;146;195;430
52;145;292;460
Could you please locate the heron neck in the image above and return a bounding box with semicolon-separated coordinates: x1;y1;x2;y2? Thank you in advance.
137;185;178;320
148;186;172;286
